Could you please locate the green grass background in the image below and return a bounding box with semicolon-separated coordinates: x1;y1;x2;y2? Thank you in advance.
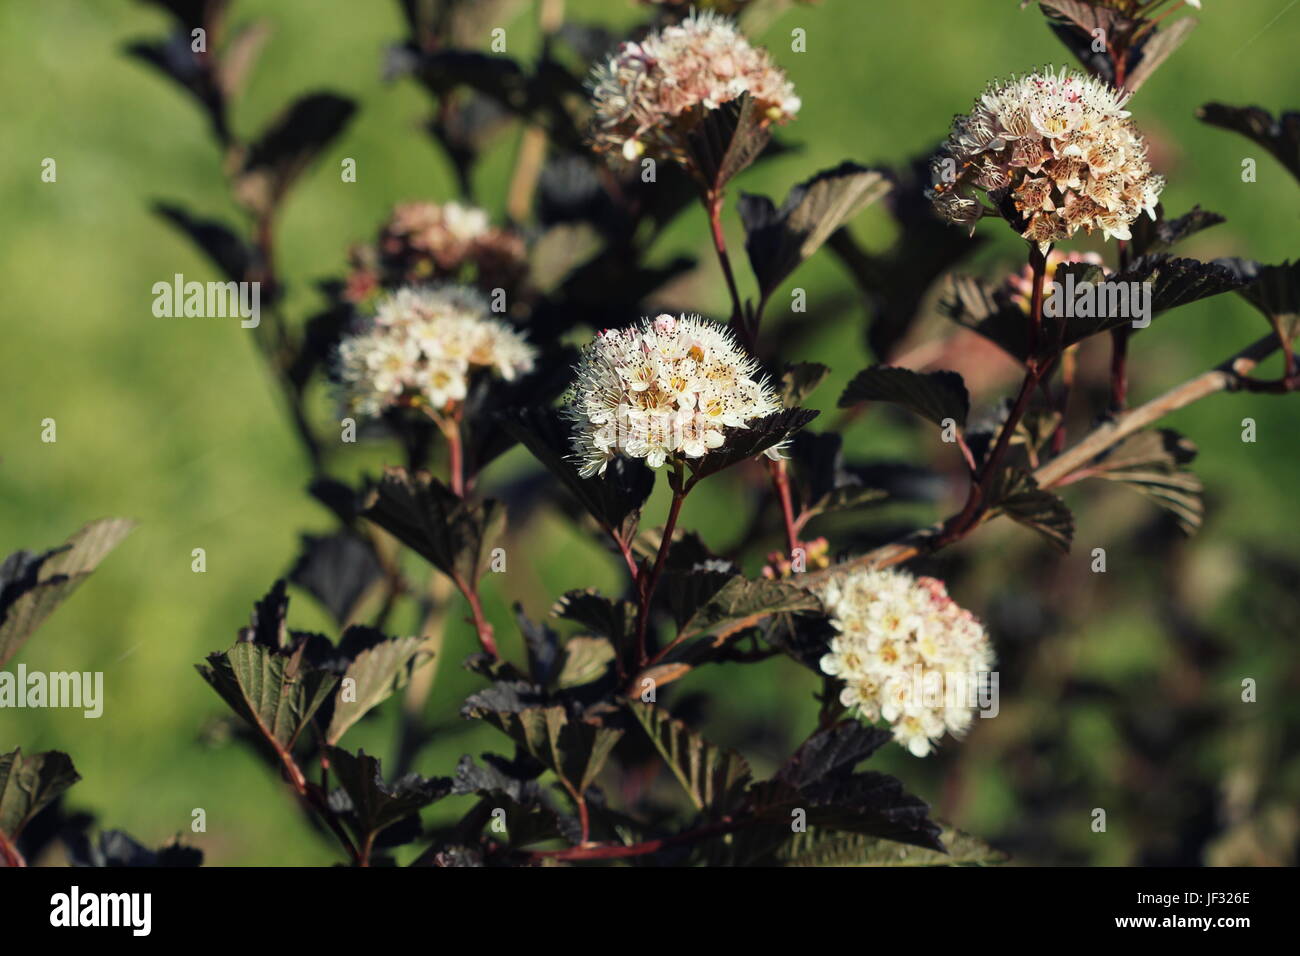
2;0;1297;865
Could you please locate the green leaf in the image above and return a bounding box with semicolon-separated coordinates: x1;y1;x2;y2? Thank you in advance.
686;408;819;482
944;255;1247;366
501;406;654;543
327;747;451;847
1130;204;1225;258
628;702;752;816
554;636;616;690
461;703;623;796
326;635;428;744
1235;259;1300;338
0;518;136;668
197;641;338;751
789;432;892;519
288;531;384;628
1119;254;1250;315
1198;103;1300;184
939;273;1031;361
660;571;821;640
683;93;771;192
988;468;1075;552
764;823;1006;866
64;830;203;868
776;722;891;788
362;467;505;586
451;754;579;848
838;366;969;428
1085;430;1204;534
0;748;80;840
551;589;637;651
779;362;831;409
739;161;891;299
234;92;357;216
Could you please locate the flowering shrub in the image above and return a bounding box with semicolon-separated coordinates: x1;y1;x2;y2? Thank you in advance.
7;0;1299;873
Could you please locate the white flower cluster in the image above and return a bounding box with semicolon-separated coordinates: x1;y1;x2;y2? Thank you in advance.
588;10;800;164
335;285;535;417
819;568;996;757
563;313;781;478
931;67;1164;252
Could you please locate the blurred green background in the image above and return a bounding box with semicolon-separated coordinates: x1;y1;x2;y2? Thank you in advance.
2;0;1297;865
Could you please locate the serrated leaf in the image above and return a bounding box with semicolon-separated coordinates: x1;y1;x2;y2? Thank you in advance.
739;162;891;299
197;641;338;751
944;255;1247;365
789;431;891;519
327;747;451;847
362;467;505;586
326;635;427;745
516;605;561;687
451;754;579;848
461;703;623;795
742;772;944;852
1198;103;1300;184
551;589;637;654
0;749;80;840
1085;430;1204;534
628;702;753;816
660;571;821;641
767;823;1006;866
683;93;771;192
940;273;1030;361
1233;259;1300;337
1130;204;1225;259
64;831;203;868
501;406;654;542
554;636;616;690
686;408;819;481
988;468;1075;552
775;722;892;790
779;362;831;408
1118;254;1250;315
0;518;135;669
839;366;969;428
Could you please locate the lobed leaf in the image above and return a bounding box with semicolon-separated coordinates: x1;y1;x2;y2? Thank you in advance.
0;518;135;669
839;366;970;428
0;749;80;841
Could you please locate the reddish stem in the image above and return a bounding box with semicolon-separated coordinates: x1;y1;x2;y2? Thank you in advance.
530;816;746;862
706;191;751;351
633;479;688;667
766;458;801;555
456;574;499;659
0;830;26;867
937;246;1049;546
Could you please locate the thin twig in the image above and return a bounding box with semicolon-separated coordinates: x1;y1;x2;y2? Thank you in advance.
801;329;1296;588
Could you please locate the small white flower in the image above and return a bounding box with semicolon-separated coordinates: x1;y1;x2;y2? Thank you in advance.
930;66;1164;254
563;313;780;478
334;285;535;417
588;10;799;169
818;568;996;758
